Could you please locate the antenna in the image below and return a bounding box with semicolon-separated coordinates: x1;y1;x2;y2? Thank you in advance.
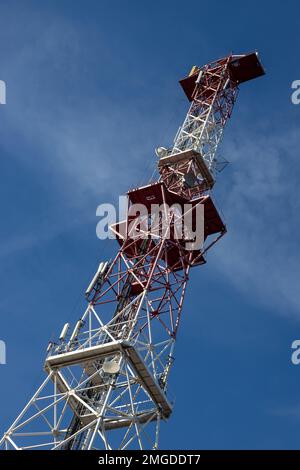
102;356;120;374
155;146;168;158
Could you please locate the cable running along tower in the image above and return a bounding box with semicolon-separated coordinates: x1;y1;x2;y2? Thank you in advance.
1;52;264;450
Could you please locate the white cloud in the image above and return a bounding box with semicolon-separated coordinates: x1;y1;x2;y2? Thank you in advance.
213;126;300;315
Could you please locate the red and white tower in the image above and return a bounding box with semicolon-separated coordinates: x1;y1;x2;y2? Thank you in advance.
1;52;264;450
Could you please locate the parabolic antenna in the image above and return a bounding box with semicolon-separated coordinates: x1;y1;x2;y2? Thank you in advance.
102;357;120;374
155;146;168;158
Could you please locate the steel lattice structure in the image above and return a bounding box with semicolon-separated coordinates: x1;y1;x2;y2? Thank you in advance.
1;52;264;450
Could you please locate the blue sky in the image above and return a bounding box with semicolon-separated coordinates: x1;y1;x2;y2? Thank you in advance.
0;0;300;449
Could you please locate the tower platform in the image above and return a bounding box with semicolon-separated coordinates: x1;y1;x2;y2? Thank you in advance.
45;340;173;428
180;51;265;101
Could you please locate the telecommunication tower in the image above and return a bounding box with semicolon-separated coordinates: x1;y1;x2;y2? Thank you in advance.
1;52;264;450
